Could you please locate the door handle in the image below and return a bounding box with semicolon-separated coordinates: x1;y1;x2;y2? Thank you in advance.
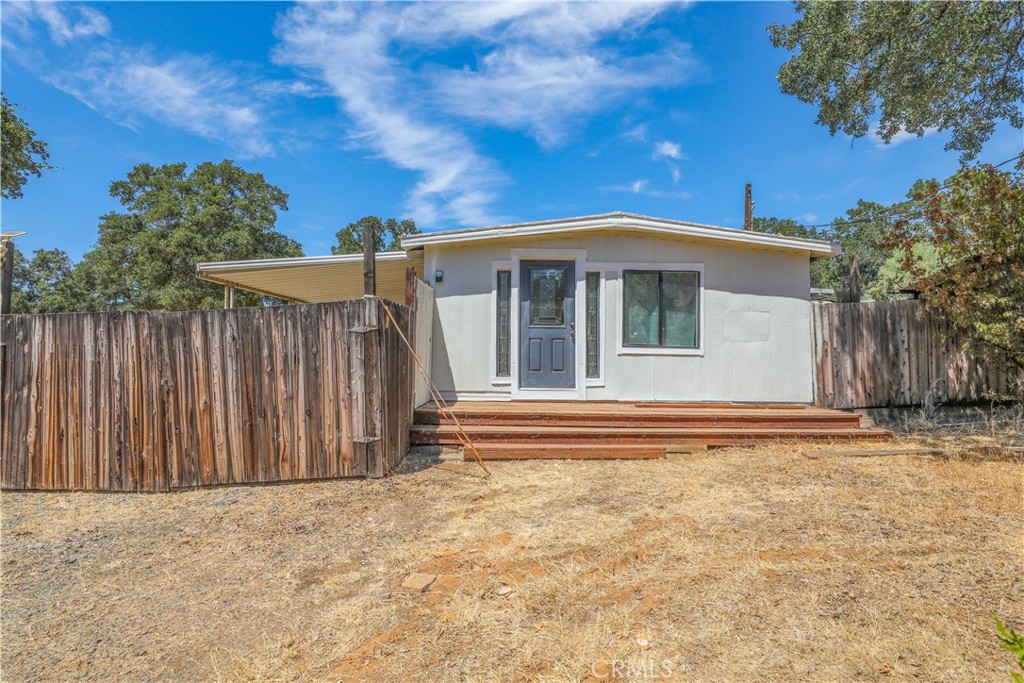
569;321;575;342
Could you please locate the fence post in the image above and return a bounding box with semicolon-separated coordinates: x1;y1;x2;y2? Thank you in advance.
349;299;384;478
0;240;11;413
405;266;416;307
0;238;14;315
363;223;376;297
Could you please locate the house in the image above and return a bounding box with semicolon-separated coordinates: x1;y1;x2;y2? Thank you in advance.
197;211;838;405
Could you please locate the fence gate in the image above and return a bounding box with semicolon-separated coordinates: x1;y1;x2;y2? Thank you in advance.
0;296;420;491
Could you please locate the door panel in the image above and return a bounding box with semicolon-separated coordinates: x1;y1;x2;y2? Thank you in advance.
520;260;575;388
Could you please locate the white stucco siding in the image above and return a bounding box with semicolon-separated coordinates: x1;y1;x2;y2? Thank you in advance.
423;231;814;403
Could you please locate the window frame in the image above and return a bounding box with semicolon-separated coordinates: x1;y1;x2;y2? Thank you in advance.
614;263;705;357
585;271;603;382
490;261;514;385
495;269;512;378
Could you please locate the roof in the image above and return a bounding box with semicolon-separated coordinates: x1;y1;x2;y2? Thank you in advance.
195;251;423;304
401;211;838;258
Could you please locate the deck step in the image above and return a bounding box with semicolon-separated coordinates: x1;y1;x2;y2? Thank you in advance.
470;444;666;460
412;424;893;446
410;401;892;455
414;401;863;429
414;411;860;429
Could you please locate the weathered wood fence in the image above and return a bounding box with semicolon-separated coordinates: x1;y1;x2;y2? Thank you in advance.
812;300;1015;409
0;296;419;491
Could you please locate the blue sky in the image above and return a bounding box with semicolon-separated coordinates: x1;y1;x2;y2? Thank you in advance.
2;1;1021;261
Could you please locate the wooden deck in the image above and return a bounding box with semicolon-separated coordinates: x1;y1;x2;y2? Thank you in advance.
411;401;892;460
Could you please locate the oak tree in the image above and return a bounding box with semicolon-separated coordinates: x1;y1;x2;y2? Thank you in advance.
332;216;420;255
885;160;1024;382
80;160;302;310
1;93;53;199
769;1;1024;161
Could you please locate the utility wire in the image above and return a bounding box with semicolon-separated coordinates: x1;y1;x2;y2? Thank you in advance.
792;152;1023;232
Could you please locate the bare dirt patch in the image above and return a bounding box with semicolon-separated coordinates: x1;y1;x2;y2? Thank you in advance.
2;439;1021;682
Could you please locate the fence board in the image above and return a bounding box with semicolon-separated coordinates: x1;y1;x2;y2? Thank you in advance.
812;300;1015;409
0;296;419;491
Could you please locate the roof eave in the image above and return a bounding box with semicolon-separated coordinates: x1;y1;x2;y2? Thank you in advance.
401;213;837;257
195;251;418;276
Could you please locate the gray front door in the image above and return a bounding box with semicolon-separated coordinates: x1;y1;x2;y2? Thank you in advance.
520;260;575;389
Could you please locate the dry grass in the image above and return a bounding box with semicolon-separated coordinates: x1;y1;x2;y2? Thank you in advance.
2;438;1021;682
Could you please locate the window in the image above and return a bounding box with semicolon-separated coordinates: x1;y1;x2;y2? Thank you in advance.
496;270;511;376
622;270;699;349
528;268;565;326
585;272;600;378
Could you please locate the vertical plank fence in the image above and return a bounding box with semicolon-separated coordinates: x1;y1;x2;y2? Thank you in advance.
812;300;1015;409
0;296;421;491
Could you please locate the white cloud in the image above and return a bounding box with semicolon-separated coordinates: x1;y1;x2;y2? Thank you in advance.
5;2;697;225
653;140;684;160
4;4;275;157
274;4;505;226
669;166;681;182
4;2;110;44
53;52;274;157
623;123;649;143
274;2;692;225
800;213;819;223
601;178;692;200
868;124;940;149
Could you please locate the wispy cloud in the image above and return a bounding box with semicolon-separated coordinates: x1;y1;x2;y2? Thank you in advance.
653;140;684;160
274;2;692;226
3;2;286;157
601;178;693;200
3;2;110;44
4;2;696;225
623;123;650;143
54;51;274;157
868;124;940;149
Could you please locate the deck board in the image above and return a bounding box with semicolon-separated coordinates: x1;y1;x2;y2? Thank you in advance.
412;400;891;459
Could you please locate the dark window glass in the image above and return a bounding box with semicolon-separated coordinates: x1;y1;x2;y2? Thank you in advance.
623;271;660;346
586;272;600;378
661;271;699;348
496;270;511;376
528;268;565;326
623;270;700;349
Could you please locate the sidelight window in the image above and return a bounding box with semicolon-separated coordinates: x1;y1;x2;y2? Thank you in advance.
496;270;511;376
585;272;600;378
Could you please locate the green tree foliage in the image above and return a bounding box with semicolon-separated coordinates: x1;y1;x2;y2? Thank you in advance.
769;1;1024;161
827;199;911;294
995;615;1024;683
885;160;1024;379
752;208;903;293
868;242;940;300
1;93;53;199
751;216;820;240
10;247;88;313
333;216;420;255
79;160;302;311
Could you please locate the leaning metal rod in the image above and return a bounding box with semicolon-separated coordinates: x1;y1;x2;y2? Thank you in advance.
379;300;493;478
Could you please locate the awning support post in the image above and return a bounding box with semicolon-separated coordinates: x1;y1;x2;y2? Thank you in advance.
363;223;376;297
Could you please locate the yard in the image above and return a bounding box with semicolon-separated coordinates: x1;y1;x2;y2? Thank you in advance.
2;436;1021;682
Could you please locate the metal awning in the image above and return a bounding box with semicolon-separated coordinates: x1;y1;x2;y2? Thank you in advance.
196;251;423;304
